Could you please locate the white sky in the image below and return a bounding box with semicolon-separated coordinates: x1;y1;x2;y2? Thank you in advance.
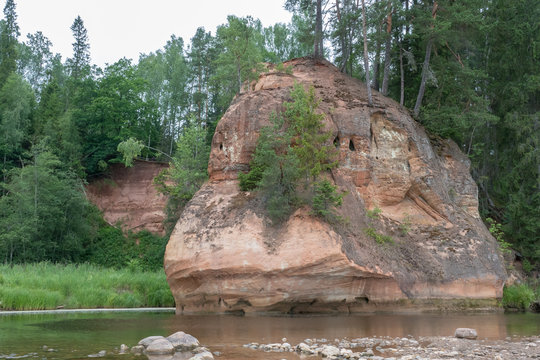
13;0;292;68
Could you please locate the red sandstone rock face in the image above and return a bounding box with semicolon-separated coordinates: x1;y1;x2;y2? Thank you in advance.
165;58;506;314
86;160;168;235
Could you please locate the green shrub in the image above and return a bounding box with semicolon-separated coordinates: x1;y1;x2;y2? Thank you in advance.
522;259;533;274
311;179;344;222
238;163;264;191
239;84;339;224
399;214;412;235
486;217;512;254
366;207;382;219
84;224;166;271
502;284;535;310
364;227;394;245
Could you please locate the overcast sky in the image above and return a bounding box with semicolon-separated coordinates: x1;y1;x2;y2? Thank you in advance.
13;0;291;68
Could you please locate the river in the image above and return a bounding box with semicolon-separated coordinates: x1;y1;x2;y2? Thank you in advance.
1;311;539;359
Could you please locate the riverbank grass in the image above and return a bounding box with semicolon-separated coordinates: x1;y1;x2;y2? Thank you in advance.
0;263;174;310
502;283;536;310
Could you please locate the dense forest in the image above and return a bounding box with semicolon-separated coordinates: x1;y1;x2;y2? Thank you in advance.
0;0;538;268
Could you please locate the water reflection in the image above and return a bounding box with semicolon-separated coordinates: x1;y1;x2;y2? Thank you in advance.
0;312;538;360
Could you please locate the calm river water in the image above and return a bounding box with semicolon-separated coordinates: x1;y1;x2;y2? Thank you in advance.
1;311;539;359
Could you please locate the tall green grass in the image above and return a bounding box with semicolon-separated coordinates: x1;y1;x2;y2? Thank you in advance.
0;262;174;310
502;283;536;310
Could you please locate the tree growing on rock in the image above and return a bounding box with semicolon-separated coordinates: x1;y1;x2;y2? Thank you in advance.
239;83;341;223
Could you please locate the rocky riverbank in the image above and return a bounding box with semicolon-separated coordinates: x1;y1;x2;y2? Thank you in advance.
244;334;540;359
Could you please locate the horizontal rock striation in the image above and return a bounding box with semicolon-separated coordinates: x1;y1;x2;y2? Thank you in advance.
86;160;168;234
165;57;506;314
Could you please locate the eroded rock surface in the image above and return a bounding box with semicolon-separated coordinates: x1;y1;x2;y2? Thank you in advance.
165;57;506;314
86;160;168;234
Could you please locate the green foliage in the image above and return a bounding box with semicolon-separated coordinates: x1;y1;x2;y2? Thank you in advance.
366;207;382;219
0;262;173;310
153;120;210;233
399;214;412;235
0;72;34;181
84;224;167;272
75;58;160;176
0;143;95;264
364;227;394;245
239;83;339;224
285;84;337;181
502;284;535;311
0;0;20;87
67;16;90;80
154;121;210;203
214;15;265;98
238;161;264;191
311;179;344;222
117;137;145;167
522;259;533;275
486;217;512;255
275;62;293;75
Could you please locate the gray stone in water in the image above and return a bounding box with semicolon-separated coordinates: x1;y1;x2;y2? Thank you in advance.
139;336;167;347
87;350;106;358
320;345;340;357
167;331;200;350
131;345;145;354
454;328;478;340
188;351;214;360
145;338;175;355
119;344;129;354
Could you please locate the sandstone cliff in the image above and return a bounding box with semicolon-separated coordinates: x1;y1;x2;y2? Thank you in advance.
87;160;168;234
164;58;506;314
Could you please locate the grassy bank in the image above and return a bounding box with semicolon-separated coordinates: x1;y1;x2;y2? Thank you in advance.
0;263;174;311
503;282;540;311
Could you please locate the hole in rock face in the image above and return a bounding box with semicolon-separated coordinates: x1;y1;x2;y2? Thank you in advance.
355;296;369;304
349;139;356;151
225;309;245;316
219;143;223;150
333;136;340;148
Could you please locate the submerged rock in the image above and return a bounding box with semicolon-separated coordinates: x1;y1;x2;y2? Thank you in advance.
164;57;506;314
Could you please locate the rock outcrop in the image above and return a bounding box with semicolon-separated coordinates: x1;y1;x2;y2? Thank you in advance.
87;160;168;234
164;57;506;314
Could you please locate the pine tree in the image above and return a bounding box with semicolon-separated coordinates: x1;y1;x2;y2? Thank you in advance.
68;16;90;80
0;0;20;87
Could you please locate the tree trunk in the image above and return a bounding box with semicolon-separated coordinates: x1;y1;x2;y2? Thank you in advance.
399;45;404;105
336;0;349;72
314;0;324;58
361;0;373;106
236;63;242;93
381;3;393;95
372;22;382;91
413;1;438;118
413;37;433;117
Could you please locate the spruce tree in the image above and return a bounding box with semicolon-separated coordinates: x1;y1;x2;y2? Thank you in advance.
68;16;90;80
0;0;20;87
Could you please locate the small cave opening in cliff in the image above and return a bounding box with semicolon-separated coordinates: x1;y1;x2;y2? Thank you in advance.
219;143;223;151
225;309;245;316
334;136;340;148
355;296;369;304
349;139;355;151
